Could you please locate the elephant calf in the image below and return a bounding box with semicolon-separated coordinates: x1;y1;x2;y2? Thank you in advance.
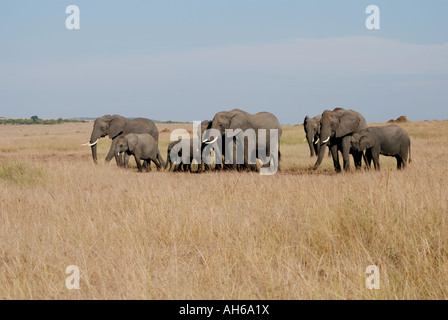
116;133;164;172
165;139;213;173
165;139;188;172
350;125;412;170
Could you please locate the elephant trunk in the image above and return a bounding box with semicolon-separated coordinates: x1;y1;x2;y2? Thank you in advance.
313;139;328;170
105;149;116;162
307;137;314;157
89;131;102;164
91;145;98;164
314;123;332;169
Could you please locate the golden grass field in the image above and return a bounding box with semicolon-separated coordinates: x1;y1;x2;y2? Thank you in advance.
0;120;447;299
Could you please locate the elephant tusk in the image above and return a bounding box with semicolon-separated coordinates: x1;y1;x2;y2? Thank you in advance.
314;138;319;145
304;138;307;142
205;137;218;145
202;139;208;143
322;137;330;144
82;139;99;147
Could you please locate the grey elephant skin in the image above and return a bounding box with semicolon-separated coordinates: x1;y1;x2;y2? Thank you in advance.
201;119;238;171
351;125;412;170
165;139;212;173
304;115;322;157
165;120;214;172
314;108;368;172
116;133;165;172
87;115;160;166
204;109;282;172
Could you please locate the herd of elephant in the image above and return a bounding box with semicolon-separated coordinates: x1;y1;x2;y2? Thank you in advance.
83;108;411;173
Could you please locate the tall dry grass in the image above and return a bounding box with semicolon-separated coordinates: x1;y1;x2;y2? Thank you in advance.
0;120;447;299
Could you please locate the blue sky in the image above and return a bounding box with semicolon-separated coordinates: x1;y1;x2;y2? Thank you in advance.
1;0;447;123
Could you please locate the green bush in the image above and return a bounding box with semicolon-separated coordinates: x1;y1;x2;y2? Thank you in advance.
0;118;87;125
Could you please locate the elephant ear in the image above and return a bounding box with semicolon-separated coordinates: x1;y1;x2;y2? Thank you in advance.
127;134;139;152
229;113;251;136
335;112;361;138
304;116;309;125
109;116;127;139
359;134;376;151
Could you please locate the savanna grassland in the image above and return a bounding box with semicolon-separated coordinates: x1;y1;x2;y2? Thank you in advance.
0;120;447;299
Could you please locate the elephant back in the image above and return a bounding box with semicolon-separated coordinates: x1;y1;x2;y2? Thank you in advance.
125;118;159;141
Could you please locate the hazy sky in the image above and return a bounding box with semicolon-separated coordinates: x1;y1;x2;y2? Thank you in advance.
1;0;447;124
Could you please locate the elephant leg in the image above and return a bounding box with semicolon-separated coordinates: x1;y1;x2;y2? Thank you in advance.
203;161;211;172
364;149;372;169
396;156;403;169
362;152;368;170
361;152;368;170
372;151;380;170
152;158;162;171
341;137;351;171
214;153;223;171
134;156;143;172
246;146;258;172
330;144;341;172
143;160;151;172
118;153;125;167
189;159;196;173
276;150;281;172
352;151;362;170
399;152;407;169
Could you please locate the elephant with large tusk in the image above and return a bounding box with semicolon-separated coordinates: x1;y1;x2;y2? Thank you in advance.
313;108;368;172
203;109;282;172
83;114;162;166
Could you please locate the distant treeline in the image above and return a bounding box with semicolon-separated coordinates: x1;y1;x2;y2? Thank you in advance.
0;116;189;125
0;116;87;125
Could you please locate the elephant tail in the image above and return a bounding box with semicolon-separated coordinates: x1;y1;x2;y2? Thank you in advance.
158;150;166;170
164;148;170;170
408;142;412;164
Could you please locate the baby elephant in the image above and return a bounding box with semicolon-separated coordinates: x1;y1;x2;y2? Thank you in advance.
116;133;164;172
165;139;212;173
165;139;189;172
351;125;412;170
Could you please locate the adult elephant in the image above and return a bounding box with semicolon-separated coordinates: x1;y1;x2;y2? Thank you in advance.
303;115;322;157
313;108;367;172
83;114;161;166
200;119;237;171
203;109;282;172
